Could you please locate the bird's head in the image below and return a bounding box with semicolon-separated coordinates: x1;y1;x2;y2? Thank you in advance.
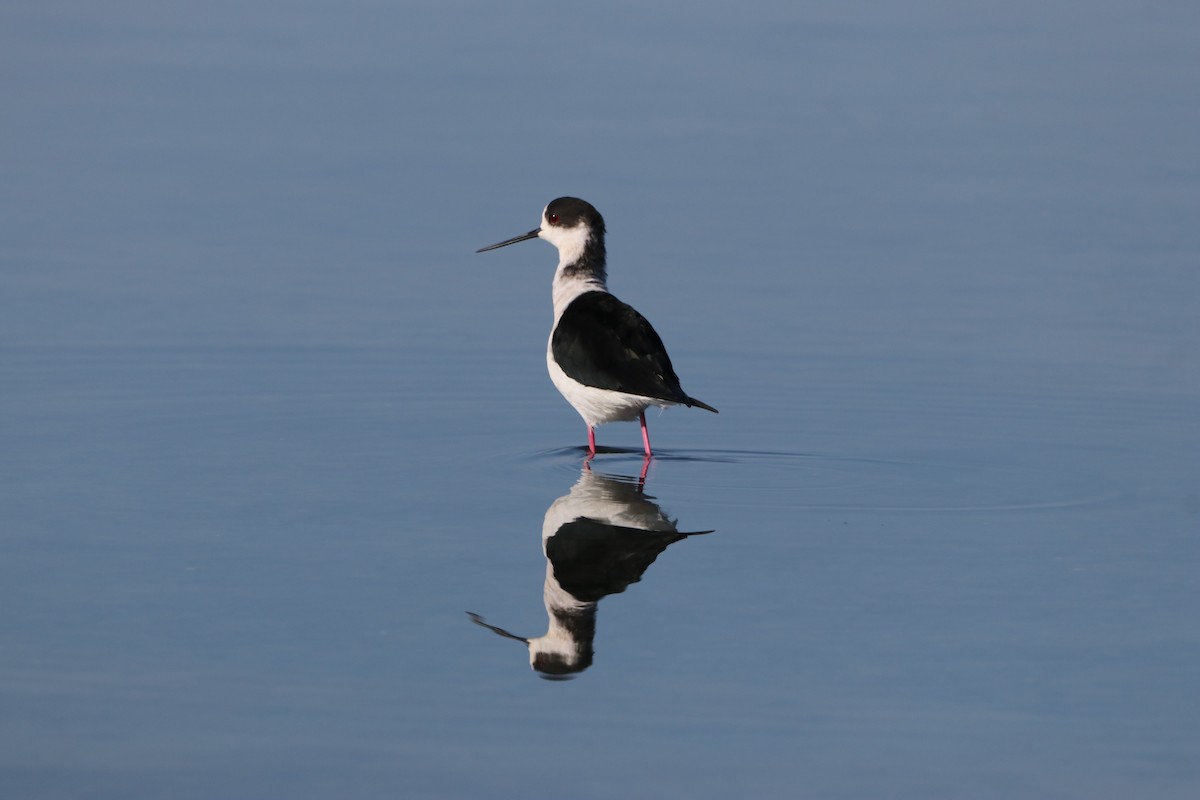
476;197;605;262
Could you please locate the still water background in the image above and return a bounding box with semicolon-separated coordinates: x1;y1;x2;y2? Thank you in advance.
3;1;1198;797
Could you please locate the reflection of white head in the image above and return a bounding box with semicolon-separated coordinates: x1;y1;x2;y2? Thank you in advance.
529;575;596;679
466;566;596;680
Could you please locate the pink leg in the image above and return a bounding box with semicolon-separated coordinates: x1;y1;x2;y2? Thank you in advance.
587;426;597;455
639;411;653;457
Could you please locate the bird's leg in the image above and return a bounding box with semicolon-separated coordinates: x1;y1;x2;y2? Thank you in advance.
639;411;653;458
638;455;651;485
587;425;597;456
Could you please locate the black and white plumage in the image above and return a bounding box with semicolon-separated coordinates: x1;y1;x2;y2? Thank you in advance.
477;197;717;456
467;465;712;679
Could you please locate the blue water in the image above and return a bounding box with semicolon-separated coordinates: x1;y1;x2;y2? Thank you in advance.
3;2;1198;798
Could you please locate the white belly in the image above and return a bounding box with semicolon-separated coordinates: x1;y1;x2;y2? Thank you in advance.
546;341;671;427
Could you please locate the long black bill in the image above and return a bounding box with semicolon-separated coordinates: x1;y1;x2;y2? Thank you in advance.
466;612;530;644
476;228;540;253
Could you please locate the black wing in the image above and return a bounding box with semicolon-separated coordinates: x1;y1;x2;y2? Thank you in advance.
552;291;692;404
546;517;691;602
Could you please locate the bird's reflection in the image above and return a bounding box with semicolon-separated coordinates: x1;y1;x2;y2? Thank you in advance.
468;460;712;679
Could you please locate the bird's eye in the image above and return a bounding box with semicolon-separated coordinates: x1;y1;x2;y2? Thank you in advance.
547;213;560;224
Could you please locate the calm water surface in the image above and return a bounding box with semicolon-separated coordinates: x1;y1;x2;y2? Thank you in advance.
3;2;1198;798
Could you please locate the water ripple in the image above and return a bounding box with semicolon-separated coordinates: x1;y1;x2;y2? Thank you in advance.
513;446;1123;514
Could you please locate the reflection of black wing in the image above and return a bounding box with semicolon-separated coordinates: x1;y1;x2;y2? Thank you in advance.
551;291;691;403
546;517;701;602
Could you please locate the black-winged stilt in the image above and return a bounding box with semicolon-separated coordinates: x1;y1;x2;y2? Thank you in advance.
477;197;717;456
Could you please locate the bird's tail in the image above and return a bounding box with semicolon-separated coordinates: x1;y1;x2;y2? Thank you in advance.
686;396;719;413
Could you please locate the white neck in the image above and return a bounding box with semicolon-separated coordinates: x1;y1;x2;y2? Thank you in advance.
551;263;608;322
541;223;608;321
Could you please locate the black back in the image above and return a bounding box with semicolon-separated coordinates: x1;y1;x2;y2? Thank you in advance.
546;517;688;602
552;291;692;404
